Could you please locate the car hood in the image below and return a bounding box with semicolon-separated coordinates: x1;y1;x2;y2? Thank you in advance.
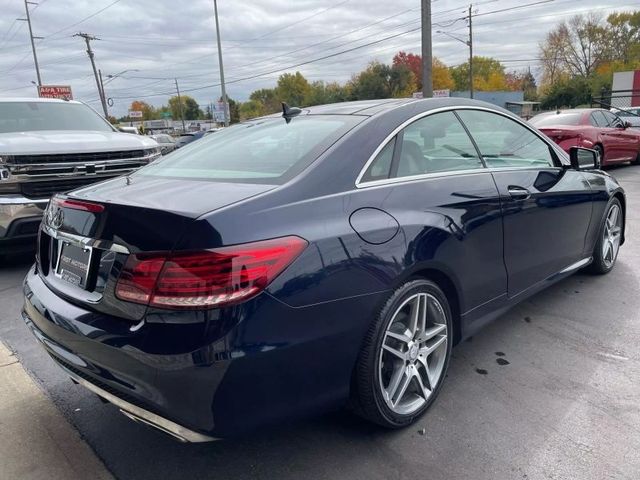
0;130;157;155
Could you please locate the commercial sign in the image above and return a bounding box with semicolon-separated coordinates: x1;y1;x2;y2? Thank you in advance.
37;85;73;99
412;89;450;99
128;110;143;118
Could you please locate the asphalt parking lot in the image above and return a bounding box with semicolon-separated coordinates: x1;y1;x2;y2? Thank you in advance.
1;167;639;480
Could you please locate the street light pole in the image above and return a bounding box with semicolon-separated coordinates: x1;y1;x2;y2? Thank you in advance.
421;0;433;98
436;26;473;99
213;0;229;126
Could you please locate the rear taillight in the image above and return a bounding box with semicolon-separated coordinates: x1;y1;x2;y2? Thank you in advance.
115;236;308;309
53;196;105;213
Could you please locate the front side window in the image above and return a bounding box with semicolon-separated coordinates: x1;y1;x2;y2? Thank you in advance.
0;101;114;133
138;115;362;184
457;110;556;169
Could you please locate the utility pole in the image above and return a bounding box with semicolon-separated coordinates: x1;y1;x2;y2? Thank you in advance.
213;0;229;126
421;0;433;98
75;33;108;117
174;78;186;132
18;0;43;87
468;4;474;99
98;69;108;117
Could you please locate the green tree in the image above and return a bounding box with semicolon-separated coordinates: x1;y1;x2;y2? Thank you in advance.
249;88;280;114
226;97;240;124
605;11;640;64
540;76;591;109
276;72;311;106
349;62;416;100
239;100;266;120
305;81;350;106
168;95;202;121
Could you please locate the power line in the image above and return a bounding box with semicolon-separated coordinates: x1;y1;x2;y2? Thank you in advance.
42;0;123;40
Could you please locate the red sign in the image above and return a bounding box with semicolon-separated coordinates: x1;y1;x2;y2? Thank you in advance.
37;85;73;100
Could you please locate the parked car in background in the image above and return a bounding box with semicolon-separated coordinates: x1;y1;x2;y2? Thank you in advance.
175;131;205;149
117;126;139;134
0;98;161;256
150;133;176;155
529;108;640;166
612;107;640;128
23;98;625;442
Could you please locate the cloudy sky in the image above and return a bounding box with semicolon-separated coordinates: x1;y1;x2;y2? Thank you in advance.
0;0;634;117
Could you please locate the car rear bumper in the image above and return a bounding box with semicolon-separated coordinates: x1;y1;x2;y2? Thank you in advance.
0;195;48;254
22;265;384;439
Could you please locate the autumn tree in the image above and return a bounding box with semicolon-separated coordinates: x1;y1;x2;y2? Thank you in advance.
393;52;453;90
249;88;280;114
538;13;609;85
450;56;507;91
128;100;157;120
605;11;640;63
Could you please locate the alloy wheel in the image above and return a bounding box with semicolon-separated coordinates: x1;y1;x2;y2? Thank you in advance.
378;292;448;415
602;203;622;268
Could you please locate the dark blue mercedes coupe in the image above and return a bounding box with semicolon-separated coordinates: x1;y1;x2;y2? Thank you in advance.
23;98;625;442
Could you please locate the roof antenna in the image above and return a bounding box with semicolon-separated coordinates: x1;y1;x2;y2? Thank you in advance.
282;102;302;123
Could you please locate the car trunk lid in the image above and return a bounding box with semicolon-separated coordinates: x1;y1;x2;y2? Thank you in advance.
37;175;276;321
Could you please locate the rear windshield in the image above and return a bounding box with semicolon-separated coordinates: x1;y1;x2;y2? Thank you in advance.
0;101;114;133
529;112;583;127
136;115;362;184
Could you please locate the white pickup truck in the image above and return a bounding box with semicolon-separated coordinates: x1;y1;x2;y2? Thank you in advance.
0;98;160;257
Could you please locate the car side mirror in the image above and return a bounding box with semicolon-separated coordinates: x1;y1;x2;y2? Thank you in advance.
569;147;599;170
623;121;632;129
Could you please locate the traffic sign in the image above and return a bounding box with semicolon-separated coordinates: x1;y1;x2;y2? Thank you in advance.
128;110;143;118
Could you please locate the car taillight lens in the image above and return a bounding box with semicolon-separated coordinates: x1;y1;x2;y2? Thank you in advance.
53;196;105;213
115;236;308;309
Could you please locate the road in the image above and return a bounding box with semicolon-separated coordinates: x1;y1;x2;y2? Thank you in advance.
2;166;640;480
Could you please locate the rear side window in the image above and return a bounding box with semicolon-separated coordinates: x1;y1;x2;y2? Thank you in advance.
138;116;362;184
396;111;482;177
457;110;556;169
590;112;607;127
361;138;395;182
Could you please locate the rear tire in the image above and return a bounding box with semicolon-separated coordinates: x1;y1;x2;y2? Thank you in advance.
351;279;452;428
632;151;640;165
587;198;623;275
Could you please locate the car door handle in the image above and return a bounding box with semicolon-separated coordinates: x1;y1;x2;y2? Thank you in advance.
507;186;531;199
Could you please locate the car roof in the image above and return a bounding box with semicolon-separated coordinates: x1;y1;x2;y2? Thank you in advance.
0;97;80;104
262;97;509;119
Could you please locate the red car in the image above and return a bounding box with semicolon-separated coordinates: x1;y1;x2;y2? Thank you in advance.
530;108;640;166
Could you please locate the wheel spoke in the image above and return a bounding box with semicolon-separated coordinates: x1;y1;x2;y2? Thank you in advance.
408;294;426;337
609;206;619;227
420;335;447;357
385;330;412;345
382;343;407;361
413;366;431;400
420;323;446;342
603;239;612;261
390;368;412;406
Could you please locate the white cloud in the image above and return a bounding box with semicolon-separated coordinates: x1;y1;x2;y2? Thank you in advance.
0;0;634;116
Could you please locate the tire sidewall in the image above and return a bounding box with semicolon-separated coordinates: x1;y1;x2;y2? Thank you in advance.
370;279;453;427
592;198;622;274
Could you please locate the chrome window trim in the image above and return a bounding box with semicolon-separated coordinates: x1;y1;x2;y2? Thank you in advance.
355;105;568;189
